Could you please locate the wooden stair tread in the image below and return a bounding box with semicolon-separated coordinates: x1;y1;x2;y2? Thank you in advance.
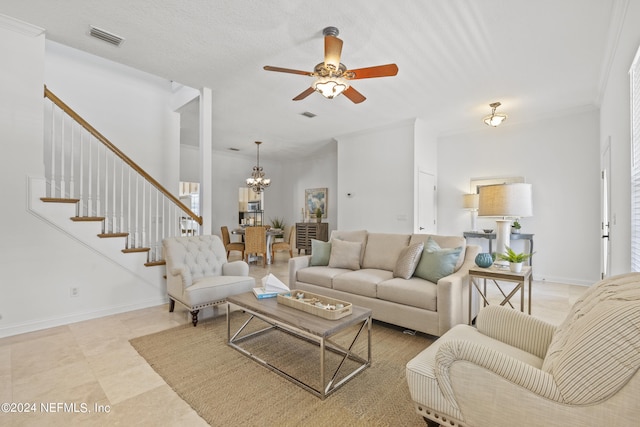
144;260;166;267
122;247;150;253
41;197;80;203
70;216;105;222
98;232;129;238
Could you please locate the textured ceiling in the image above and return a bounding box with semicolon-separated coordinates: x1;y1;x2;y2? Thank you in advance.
0;0;621;158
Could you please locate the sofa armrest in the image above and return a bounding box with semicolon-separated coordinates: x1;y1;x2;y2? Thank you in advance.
288;255;311;287
222;260;249;276
476;305;557;359
435;339;562;414
436;245;480;335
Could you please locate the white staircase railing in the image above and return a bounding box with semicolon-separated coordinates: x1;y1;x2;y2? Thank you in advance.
42;86;202;263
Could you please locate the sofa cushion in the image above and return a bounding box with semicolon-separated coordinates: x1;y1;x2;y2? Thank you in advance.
333;269;392;298
414;238;463;283
310;239;331;266
541;273;640;404
393;242;425;279
296;266;350;289
363;233;411;271
328;238;362;270
410;234;466;271
377;276;437;311
330;229;368;265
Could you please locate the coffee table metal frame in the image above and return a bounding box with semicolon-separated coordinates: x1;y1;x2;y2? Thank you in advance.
226;292;372;400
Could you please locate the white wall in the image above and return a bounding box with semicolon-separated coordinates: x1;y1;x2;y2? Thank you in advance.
437;109;601;285
0;26;181;338
599;0;640;276
336;120;416;232
281;142;338;232
45;41;179;189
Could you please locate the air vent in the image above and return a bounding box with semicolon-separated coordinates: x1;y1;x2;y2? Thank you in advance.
301;111;317;118
89;26;125;47
228;147;240;152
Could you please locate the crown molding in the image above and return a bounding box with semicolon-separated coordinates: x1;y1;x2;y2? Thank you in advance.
0;13;45;37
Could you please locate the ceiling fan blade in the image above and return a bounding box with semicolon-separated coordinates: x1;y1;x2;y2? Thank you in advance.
324;35;343;70
263;66;313;76
346;64;399;79
292;87;316;101
342;86;366;104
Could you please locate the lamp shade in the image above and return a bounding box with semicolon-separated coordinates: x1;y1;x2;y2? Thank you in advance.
478;183;532;217
462;193;479;210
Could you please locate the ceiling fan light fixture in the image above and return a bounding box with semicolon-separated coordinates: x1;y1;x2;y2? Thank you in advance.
483;102;508;127
313;76;349;99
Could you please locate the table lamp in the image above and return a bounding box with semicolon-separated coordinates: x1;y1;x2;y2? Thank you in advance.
478;183;532;265
462;193;479;231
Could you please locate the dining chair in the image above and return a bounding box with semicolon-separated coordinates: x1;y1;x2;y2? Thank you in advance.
245;226;267;267
271;225;295;261
221;226;245;259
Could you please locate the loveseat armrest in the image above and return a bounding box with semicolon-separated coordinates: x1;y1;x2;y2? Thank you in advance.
435;339;562;416
288;255;311;287
436;245;480;335
476;305;557;359
222;260;249;277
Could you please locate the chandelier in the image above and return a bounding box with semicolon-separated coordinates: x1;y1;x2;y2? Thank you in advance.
246;141;271;193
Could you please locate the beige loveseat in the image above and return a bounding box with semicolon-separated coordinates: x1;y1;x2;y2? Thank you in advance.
288;230;480;336
406;273;640;427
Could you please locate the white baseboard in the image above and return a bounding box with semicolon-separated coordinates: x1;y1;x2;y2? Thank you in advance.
0;297;168;339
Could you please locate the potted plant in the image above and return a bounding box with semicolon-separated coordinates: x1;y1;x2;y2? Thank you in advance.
497;246;534;273
511;220;521;234
315;207;322;223
269;217;285;238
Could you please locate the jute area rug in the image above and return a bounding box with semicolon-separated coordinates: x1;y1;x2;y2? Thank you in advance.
130;310;434;426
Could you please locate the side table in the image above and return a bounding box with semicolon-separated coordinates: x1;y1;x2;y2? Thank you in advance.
468;265;533;324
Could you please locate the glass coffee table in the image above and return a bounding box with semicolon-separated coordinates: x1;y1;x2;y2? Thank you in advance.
226;292;372;399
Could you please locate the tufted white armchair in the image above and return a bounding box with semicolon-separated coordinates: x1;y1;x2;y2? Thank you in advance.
406;273;640;427
163;235;255;326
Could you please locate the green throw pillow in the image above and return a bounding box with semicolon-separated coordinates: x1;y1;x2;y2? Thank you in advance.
310;239;331;266
414;238;463;283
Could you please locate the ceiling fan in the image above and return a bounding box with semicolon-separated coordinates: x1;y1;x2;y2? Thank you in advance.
263;27;398;104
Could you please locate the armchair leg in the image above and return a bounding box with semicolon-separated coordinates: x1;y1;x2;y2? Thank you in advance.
423;417;441;427
169;299;175;312
190;310;200;327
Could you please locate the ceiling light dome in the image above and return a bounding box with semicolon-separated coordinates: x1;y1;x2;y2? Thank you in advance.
483;102;508;127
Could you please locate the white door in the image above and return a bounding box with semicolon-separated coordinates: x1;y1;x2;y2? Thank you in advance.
601;140;611;279
418;171;436;233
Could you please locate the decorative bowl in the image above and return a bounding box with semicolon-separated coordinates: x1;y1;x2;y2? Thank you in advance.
475;253;494;268
482;229;493;234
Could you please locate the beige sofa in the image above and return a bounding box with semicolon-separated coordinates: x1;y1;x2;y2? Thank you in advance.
288;230;480;337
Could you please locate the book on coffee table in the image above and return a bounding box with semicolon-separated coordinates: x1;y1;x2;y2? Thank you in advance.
252;287;280;299
253;273;290;299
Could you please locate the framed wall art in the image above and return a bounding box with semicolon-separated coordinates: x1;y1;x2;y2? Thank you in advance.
305;188;328;219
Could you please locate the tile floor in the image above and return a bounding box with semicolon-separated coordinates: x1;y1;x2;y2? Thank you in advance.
0;252;587;426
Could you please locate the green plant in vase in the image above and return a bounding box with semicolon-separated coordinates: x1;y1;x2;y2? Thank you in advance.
511;220;521;234
315;207;322;223
497;246;534;273
269;217;285;238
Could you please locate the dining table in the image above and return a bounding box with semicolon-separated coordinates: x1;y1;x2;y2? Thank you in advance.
231;227;284;265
